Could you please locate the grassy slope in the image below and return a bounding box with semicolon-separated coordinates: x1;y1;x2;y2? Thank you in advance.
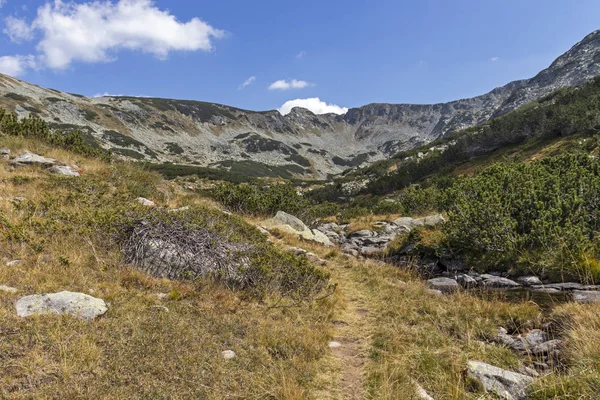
1;137;599;399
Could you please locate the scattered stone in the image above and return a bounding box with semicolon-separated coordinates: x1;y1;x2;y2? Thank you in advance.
467;360;534;400
427;277;460;293
393;217;414;227
271;211;309;232
48;165;80;177
222;350;236;360
311;229;333;247
11;197;25;203
518;366;540;378
168;206;190;213
256;226;270;236
572;290;600;304
456;274;478;287
0;149;9;160
0;285;18;294
305;252;327;265
328;341;342;349
411;379;434;400
482;277;520;288
517;276;542;286
530;340;562;356
360;246;382;257
414;214;446;227
525;330;548;347
349;229;374;238
545;282;584;291
153;293;169;300
11;152;56;167
16;291;108;321
148;305;169;312
136;197;156;207
6;259;23;267
287;247;307;255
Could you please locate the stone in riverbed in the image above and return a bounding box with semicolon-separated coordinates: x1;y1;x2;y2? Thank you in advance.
482;277;520;288
427;277;460;293
572;290;600;304
467;360;534;400
517;276;542;286
456;274;478;287
16;291;108;321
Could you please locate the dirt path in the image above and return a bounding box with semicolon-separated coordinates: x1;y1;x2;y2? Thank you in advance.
326;262;375;400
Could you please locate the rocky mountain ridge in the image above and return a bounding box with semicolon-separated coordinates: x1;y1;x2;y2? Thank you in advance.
1;30;600;178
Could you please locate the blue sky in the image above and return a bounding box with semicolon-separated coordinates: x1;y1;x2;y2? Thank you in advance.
0;0;599;114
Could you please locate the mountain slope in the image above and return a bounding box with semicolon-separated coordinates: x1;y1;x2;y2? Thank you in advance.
1;30;600;178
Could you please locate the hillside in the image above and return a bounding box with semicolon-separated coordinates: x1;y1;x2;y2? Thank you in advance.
1;121;600;399
1;30;600;179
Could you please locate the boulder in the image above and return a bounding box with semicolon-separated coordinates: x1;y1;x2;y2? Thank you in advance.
11;152;56;167
393;217;414;227
415;214;446;227
530;340;562;356
427;277;460;293
482;277;520;288
525;330;548;347
349;229;374;238
136;197;156;207
545;282;584;291
456;274;478;288
311;229;333;247
16;291;108;321
360;246;383;257
517;276;542;287
271;211;309;232
572;290;600;304
467;360;534;400
48;165;80;177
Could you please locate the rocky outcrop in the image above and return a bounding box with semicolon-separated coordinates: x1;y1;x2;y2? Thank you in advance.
266;211;333;247
467;360;534;400
1;31;599;178
15;291;108;321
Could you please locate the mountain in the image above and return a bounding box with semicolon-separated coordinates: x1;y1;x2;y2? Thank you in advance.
1;30;600;179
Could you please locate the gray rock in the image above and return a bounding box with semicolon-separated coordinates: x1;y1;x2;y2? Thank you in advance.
349;229;374;238
0;149;9;160
11;197;25;203
482;277;520;288
0;285;18;294
11;152;56;167
360;246;383;257
427;277;460;293
287;247;307;255
572;290;600;304
525;330;548;347
311;229;333;247
517;276;542;286
136;197;156;207
393;217;414;227
256;226;270;236
222;350;236;360
271;211;309;232
6;259;23;267
545;282;584;291
467;360;534;400
414;214;446;227
305;252;327;265
496;331;528;353
456;274;478;287
530;340;562;356
16;291;108;321
48;165;80;177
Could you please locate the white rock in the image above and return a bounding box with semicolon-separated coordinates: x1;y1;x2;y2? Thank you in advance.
222;350;236;360
0;285;18;294
15;291;108;321
48;165;80;177
328;341;342;348
572;290;600;304
11;152;56;167
6;259;23;267
467;360;534;400
136;197;156;207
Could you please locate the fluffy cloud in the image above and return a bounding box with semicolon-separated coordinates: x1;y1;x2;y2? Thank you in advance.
3;16;34;42
2;0;224;74
269;79;312;90
278;98;348;116
238;75;256;90
490;56;500;62
296;51;306;59
0;55;36;76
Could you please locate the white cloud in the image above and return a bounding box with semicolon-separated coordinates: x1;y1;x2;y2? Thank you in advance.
269;79;312;90
278;98;348;116
238;75;256;90
2;0;224;73
0;0;7;8
296;51;306;59
4;16;34;42
0;55;36;76
490;56;500;62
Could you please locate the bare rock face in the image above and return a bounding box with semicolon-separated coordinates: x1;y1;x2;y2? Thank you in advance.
11;152;56;167
0;31;599;178
467;360;534;400
15;291;108;321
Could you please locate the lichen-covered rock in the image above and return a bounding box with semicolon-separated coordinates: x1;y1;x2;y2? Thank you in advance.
427;277;460;293
271;211;309;232
136;197;156;207
11;152;56;167
48;165;80;177
467;360;534;400
572;290;600;303
482;277;520;288
16;291;108;321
